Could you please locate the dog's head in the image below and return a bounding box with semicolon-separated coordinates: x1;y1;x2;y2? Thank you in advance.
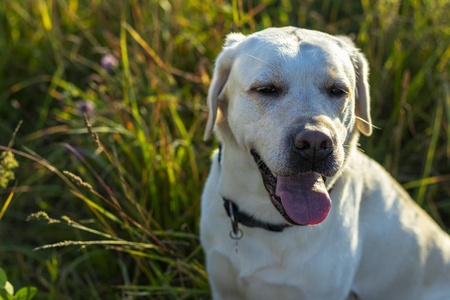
205;27;372;226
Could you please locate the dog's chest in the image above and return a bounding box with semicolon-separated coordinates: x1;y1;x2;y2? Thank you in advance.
206;226;357;300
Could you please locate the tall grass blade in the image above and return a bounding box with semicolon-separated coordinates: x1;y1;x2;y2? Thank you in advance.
416;99;444;206
0;189;14;221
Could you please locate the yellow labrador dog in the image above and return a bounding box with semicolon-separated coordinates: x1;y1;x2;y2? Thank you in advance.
200;27;450;300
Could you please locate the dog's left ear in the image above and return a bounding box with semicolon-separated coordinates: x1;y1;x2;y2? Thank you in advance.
204;33;246;140
337;36;373;136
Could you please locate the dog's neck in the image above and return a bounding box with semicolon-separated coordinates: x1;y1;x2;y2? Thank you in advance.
217;139;287;224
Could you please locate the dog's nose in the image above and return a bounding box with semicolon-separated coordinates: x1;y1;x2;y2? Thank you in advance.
293;130;333;160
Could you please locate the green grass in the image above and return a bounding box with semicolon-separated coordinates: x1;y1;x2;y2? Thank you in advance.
0;0;448;299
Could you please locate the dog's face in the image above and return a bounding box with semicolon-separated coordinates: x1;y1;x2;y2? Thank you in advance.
205;27;372;226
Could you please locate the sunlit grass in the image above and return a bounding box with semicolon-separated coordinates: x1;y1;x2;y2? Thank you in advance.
0;0;448;298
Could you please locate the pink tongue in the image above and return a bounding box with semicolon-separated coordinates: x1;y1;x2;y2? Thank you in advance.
275;173;331;225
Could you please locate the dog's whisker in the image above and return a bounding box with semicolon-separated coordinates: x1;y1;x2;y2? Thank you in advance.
245;54;277;69
355;116;381;129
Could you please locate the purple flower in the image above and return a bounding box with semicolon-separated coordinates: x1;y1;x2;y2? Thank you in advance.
101;54;119;72
76;100;95;115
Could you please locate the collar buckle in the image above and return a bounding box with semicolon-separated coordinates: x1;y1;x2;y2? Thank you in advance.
227;200;243;240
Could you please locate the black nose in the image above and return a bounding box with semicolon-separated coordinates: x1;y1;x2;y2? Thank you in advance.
293;129;333;161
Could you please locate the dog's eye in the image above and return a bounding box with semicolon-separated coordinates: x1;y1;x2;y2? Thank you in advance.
328;87;347;97
254;86;279;96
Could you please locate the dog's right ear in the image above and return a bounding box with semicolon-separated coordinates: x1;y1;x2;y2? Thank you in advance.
204;33;245;141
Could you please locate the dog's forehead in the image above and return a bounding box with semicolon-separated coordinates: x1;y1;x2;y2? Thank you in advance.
234;27;354;85
242;27;341;56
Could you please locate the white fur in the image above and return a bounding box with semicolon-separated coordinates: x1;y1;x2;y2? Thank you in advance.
200;27;450;300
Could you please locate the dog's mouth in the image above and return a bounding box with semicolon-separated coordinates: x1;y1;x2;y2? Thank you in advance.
250;150;331;226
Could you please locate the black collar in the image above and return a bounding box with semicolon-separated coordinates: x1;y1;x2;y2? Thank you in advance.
223;198;291;232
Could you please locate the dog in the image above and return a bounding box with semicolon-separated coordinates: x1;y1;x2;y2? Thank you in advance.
200;27;450;300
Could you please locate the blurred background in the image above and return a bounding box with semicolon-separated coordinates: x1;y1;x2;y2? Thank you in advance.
0;0;448;299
